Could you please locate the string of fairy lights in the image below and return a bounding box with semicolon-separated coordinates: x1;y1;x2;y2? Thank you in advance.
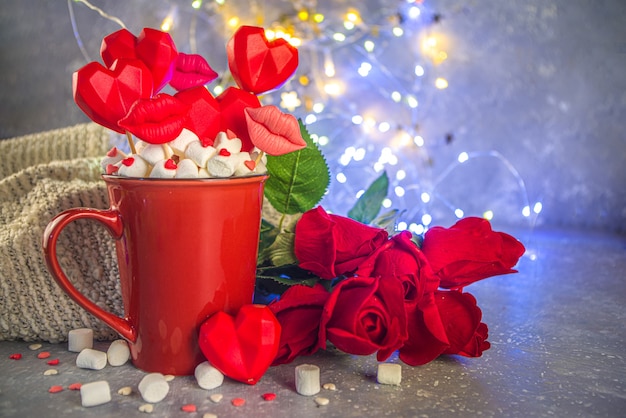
68;0;542;231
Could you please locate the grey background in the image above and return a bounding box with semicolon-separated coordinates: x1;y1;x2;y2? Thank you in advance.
1;0;625;233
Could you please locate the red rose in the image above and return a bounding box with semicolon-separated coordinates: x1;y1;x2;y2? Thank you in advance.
356;231;439;308
435;290;490;357
319;276;408;361
268;284;330;366
294;206;389;279
421;217;525;289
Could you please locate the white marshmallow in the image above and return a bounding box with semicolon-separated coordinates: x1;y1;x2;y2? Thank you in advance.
149;159;177;178
169;128;199;156
175;158;200;178
80;380;111;407
207;153;247;178
194;361;224;390
117;155;150;177
68;328;93;352
107;339;130;366
295;364;321;396
138;373;170;403
76;348;107;370
213;131;242;154
138;143;172;166
377;363;402;386
185;140;216;167
100;147;126;172
198;167;211;178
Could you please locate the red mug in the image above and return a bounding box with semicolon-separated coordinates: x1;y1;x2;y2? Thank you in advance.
43;174;267;375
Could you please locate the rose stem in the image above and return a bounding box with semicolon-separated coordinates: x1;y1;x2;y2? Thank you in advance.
125;131;137;155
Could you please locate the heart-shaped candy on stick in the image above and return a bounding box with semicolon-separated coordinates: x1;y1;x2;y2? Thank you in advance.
135;28;178;92
118;93;189;144
73;58;153;134
175;86;221;147
100;28;137;68
170;53;218;91
198;305;281;385
227;25;298;95
245;106;306;156
217;87;261;152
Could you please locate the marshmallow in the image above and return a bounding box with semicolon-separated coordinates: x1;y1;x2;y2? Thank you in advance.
169;128;199;156
107;339;130;366
80;381;111;407
138;143;172;166
213;131;242;154
198;167;211;178
68;328;93;352
100;147;126;172
194;361;224;390
138;373;170;403
149;159;177;178
118;155;150;177
207;153;247;178
185;140;216;167
76;348;107;370
295;364;321;396
377;363;402;386
175;158;200;178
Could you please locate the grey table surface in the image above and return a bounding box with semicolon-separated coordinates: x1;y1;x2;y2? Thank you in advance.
1;228;625;417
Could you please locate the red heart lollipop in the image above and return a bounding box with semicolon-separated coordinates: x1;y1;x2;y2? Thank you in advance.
170;53;218;91
136;28;178;92
174;86;221;147
227;25;298;95
118;93;189;144
73;58;153;133
217;87;261;152
198;305;281;385
100;28;137;68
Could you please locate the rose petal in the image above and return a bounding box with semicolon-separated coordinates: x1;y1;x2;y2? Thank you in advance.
244;106;306;156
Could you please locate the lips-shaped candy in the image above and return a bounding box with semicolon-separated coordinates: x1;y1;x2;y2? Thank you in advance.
135;28;178;92
118;93;189;144
100;28;137;68
227;26;298;95
73;58;153;134
217;87;261;152
244;106;306;156
198;305;281;385
174;86;221;147
170;53;218;91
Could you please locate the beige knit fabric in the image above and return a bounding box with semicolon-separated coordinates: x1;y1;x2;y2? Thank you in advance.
0;123;123;342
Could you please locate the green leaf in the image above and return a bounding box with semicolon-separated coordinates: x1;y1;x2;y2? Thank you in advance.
371;208;401;234
264;231;298;266
257;219;279;264
264;121;330;215
347;171;389;224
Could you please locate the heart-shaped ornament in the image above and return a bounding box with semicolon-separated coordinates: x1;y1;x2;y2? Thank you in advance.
73;58;153;133
100;28;138;68
198;305;281;385
227;25;298;95
135;28;178;93
216;87;261;152
175;86;221;147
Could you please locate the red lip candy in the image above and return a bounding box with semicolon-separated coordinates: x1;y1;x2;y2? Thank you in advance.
227;25;298;95
198;305;281;385
245;105;306;156
118;94;189;144
170;53;218;91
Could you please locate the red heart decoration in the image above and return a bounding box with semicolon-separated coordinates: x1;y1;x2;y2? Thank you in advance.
170;53;218;91
73;58;153;134
216;87;261;152
198;305;281;385
135;28;178;92
118;93;189;144
227;26;298;95
100;28;137;68
174;86;221;147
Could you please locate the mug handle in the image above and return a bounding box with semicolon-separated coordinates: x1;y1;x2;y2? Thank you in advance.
42;208;136;343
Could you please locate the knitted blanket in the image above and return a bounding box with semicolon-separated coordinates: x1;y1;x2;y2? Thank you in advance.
0;123;122;342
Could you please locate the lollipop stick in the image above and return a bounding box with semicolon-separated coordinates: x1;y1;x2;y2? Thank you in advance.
126;131;137;155
254;150;265;165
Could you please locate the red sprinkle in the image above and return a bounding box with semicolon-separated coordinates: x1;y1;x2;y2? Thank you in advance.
121;157;135;167
68;383;82;391
231;397;246;407
37;351;51;359
218;148;231;157
49;385;64;393
181;404;196;412
9;353;22;360
262;393;277;401
106;164;119;174
164;159;178;170
106;147;119;157
47;358;60;366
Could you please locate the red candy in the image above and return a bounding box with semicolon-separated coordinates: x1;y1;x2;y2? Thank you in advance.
100;28;138;68
170;53;218;91
68;383;82;390
118;94;189;144
9;353;22;360
244;106;306;156
216;87;261;152
227;25;298;95
174;86;221;147
47;359;60;366
135;28;178;92
37;351;51;359
198;305;281;385
262;393;277;401
231;398;246;407
181;404;197;412
49;385;64;393
218;149;231;157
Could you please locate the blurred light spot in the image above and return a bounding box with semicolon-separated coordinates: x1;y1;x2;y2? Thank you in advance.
420;192;430;203
455;208;464;218
395;186;405;197
483;210;494;220
421;213;432;226
458;152;469;163
336;172;347;183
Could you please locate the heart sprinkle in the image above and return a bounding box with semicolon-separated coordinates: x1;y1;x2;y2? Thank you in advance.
47;358;60;366
231;397;246;407
68;383;82;391
37;351;51;359
181;404;197;412
209;394;223;403
49;385;64;393
9;353;22;360
218;148;231;157
262;392;277;401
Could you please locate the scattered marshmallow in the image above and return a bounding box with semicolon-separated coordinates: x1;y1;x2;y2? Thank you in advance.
107;339;130;366
314;396;330;406
138;373;170;403
28;343;42;351
80;380;111;407
118;155;150;177
185;140;216;167
76;348;107;370
139;143;172;166
323;383;337;391
295;364;321;396
377;363;402;386
117;386;132;396
209;393;223;403
138;403;154;413
203;414;218;418
175;158;200;178
43;369;58;376
68;328;93;352
194;361;224;390
169;129;199;156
